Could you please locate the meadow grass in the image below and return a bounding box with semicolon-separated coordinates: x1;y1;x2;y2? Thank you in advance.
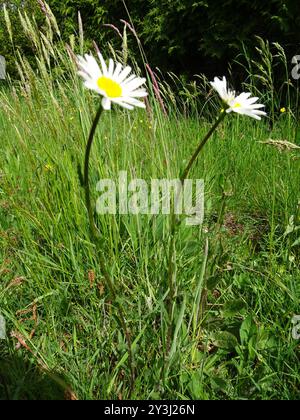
0;81;299;399
0;4;300;401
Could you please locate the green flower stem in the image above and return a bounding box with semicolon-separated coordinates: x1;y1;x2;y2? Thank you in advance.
83;104;135;396
166;111;227;348
84;105;104;240
179;112;227;183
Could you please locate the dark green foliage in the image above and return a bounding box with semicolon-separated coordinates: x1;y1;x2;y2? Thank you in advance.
1;0;300;80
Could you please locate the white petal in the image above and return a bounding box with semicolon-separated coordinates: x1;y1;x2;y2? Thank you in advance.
117;65;132;83
77;55;88;69
232;108;264;119
78;70;91;81
77;56;102;81
247;104;265;110
102;97;111;110
84;81;99;93
244;112;261;120
252;110;267;116
113;62;123;79
211;76;227;101
245;96;260;105
111;98;134;110
108;58;115;77
121;96;146;108
98;52;108;76
122;74;137;85
85;54;101;76
239;92;252;100
220;77;229;99
123;77;146;92
126;89;148;98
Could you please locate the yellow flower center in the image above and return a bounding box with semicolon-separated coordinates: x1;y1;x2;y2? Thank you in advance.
233;103;242;108
97;76;122;98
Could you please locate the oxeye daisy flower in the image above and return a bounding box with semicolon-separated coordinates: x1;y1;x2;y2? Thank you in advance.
77;53;147;111
211;76;267;120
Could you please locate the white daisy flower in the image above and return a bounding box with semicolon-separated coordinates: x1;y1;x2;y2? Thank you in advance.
77;53;147;111
211;76;267;120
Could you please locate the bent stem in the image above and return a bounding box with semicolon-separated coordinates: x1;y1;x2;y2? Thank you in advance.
83;104;135;396
166;112;227;350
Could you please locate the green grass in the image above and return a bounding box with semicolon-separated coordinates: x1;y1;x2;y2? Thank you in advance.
0;78;300;400
0;4;299;400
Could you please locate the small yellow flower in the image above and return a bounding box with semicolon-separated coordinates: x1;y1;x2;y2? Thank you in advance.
44;164;53;172
280;107;286;114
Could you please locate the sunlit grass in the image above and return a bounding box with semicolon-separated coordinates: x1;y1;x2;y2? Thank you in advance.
0;82;299;399
0;3;300;400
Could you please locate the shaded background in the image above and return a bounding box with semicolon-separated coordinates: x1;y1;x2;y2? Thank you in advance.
0;1;300;83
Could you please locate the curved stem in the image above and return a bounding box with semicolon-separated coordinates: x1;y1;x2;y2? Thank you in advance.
83;104;135;396
179;112;226;183
166;112;227;349
84;105;104;239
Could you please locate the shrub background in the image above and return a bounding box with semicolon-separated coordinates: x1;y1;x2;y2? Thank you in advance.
1;0;300;81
